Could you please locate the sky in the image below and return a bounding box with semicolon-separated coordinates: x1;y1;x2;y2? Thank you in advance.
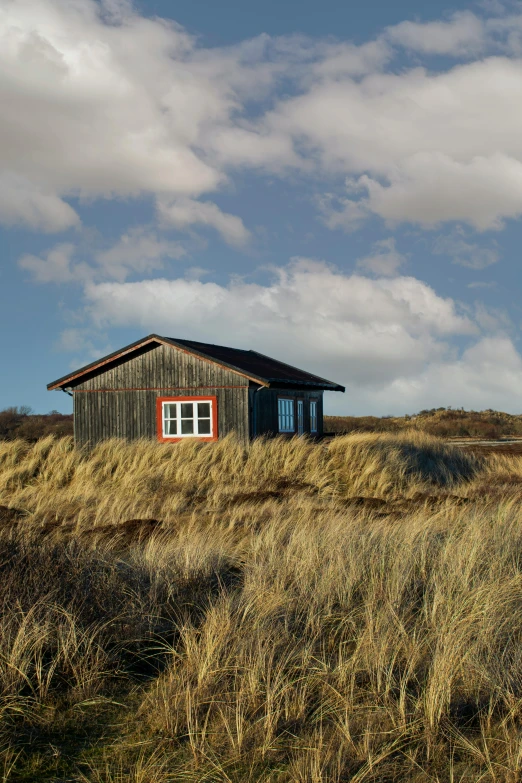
3;0;522;416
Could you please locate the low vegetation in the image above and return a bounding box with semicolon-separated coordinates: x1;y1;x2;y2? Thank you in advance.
0;433;522;781
325;406;522;439
3;405;522;444
0;406;73;441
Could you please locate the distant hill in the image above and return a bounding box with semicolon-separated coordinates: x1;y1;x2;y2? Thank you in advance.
325;408;522;440
3;405;522;443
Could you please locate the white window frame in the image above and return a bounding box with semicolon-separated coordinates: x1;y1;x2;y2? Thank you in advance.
162;400;214;439
278;397;295;433
310;400;318;433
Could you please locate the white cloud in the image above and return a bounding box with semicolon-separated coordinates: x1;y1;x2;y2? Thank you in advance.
486;13;522;54
40;256;522;415
309;40;392;79
184;266;211;281
95;227;186;281
55;327;115;370
9;1;522;416
0;0;247;230
467;281;497;289
473;301;512;331
7;0;522;237
433;231;500;269
55;328;95;354
268;56;522;230
356;238;407;276
0;174;80;232
157;198;251;246
19;227;186;283
18;243;90;283
385;11;486;56
82;260;477;403
317;191;369;232
479;0;506;14
357;152;522;231
368;337;522;415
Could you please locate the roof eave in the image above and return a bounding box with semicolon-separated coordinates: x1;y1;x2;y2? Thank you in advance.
248;349;344;391
267;379;345;392
47;334;272;391
160;337;270;387
47;334;165;390
47;333;345;392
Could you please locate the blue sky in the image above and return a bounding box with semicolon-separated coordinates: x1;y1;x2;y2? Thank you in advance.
2;0;522;416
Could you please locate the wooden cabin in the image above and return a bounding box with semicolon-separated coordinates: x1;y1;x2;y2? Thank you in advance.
47;335;345;447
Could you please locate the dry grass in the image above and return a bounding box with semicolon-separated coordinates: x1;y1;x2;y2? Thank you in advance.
325;408;522;439
1;433;522;780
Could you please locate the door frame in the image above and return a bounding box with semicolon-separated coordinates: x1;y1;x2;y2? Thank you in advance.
296;398;305;435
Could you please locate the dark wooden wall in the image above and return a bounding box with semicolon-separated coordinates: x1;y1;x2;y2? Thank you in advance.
72;343;249;447
250;388;324;437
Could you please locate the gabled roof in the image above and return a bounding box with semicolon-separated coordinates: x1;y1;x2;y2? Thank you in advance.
47;334;345;392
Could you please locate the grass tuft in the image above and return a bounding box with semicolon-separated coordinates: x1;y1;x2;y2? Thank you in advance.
0;433;521;780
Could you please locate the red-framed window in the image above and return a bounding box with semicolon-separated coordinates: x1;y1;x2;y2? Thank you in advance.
156;396;218;443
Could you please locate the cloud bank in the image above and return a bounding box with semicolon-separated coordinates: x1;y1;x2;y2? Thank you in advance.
7;0;522;415
75;259;522;415
5;0;522;236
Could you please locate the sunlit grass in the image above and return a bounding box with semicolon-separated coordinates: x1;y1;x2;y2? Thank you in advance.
0;433;522;780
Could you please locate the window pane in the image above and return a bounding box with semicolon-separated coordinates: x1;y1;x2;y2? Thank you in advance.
278;398;294;432
181;402;193;419
181;419;194;435
161;399;216;439
198;402;210;418
310;401;317;432
164;403;177;419
198;418;211;435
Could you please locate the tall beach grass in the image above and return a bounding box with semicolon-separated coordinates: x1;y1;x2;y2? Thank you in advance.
0;433;522;780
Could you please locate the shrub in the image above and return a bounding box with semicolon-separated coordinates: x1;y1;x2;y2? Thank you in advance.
0;408;73;442
325;408;522;439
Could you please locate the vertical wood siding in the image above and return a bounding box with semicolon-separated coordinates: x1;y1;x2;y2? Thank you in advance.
72;344;249;447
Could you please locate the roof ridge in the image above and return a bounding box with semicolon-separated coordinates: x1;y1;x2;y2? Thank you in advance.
247;347;341;387
173;337;253;352
47;334;345;392
174;339;344;390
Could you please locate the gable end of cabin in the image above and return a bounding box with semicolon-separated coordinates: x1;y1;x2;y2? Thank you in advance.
70;341;250;447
